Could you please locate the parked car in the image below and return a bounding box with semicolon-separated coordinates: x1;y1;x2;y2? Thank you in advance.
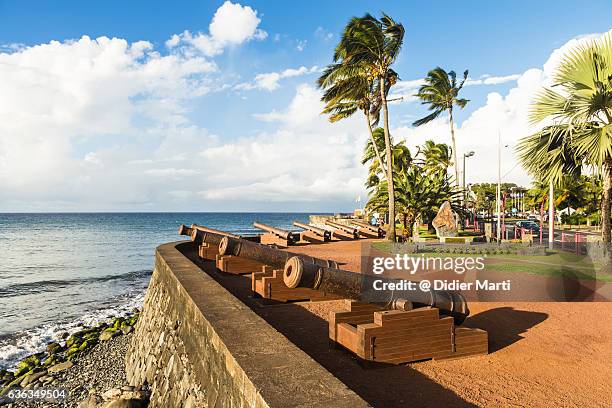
527;214;540;221
516;220;540;234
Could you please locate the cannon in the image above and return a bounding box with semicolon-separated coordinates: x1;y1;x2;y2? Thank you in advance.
282;256;469;324
324;220;360;240
179;224;248;261
178;224;238;246
350;220;385;238
293;221;331;242
254;221;297;247
219;236;338;270
282;257;487;365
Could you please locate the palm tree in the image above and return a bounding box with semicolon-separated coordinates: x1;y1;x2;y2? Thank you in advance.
318;62;389;177
413;67;469;185
421;140;452;175
324;13;404;241
362;127;412;188
517;31;612;249
367;164;461;238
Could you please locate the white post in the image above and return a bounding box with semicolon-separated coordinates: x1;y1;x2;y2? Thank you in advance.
548;179;554;250
496;132;501;243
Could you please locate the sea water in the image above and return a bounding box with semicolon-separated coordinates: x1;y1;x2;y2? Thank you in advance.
0;212;320;369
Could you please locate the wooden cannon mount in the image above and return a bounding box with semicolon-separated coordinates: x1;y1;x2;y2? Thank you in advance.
283;256;486;364
293;221;331;243
219;236;341;301
179;223;240;262
179;224;265;273
254;221;297;248
329;300;488;365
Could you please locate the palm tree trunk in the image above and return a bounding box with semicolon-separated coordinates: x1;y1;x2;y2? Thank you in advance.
364;112;386;175
379;76;396;242
602;160;612;272
602;160;611;244
449;108;460;186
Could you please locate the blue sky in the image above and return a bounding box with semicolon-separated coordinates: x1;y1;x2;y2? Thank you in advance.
0;1;611;211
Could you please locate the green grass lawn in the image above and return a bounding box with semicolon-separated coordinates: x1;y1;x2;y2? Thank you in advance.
370;243;611;282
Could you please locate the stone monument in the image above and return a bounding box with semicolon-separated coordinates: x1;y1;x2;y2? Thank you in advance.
432;201;458;238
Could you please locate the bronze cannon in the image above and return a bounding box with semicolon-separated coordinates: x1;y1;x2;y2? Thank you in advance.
324;220;360;239
292;221;331;241
218;236;338;270
350;219;385;238
283;256;470;324
253;221;297;245
178;223;239;246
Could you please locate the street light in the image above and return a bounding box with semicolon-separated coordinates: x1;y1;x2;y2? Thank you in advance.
463;151;475;205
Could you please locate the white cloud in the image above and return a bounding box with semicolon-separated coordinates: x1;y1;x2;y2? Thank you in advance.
389;73;520;103
166;1;267;56
314;27;334;41
393;33;606;187
235;65;319;91
465;73;521;86
197;84;366;202
296;39;307;52
0;25;605;211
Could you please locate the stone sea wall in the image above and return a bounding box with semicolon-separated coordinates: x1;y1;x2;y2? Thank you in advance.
125;241;367;408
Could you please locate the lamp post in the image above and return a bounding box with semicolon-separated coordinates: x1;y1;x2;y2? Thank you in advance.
462;151;475;206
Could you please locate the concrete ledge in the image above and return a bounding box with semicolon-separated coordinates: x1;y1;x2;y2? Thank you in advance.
125;241;368;407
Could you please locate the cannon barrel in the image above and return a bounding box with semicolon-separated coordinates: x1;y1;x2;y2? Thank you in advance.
292;221;331;241
178;224;239;246
283;256;470;325
192;224;240;238
219;236;338;270
253;221;296;242
351;220;384;236
325;220;359;238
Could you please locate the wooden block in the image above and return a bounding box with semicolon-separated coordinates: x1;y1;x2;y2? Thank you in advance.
373;307;439;325
198;244;218;260
252;268;341;302
217;255;268;275
328;303;488;365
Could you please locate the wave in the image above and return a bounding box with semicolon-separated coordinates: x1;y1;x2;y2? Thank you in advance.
0;290;145;370
0;269;151;298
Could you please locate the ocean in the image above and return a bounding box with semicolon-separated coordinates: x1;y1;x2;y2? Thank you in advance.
0;212;319;370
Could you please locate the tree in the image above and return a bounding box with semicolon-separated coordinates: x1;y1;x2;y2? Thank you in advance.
413;67;469;184
362;127;412;188
421;140;452;176
323;13;404;241
366;142;461;238
318;62;390;178
517;31;612;249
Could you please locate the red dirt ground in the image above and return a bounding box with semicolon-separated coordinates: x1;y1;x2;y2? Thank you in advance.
196;238;612;407
284;239;612;407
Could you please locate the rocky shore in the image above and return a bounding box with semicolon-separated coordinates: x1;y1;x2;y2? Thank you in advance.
0;312;149;407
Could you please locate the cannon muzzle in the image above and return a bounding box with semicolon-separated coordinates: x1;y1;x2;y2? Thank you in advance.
283;256;470;324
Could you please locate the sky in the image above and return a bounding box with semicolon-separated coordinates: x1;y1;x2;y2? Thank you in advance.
0;0;611;212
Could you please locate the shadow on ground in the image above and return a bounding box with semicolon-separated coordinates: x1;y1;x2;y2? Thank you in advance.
463;307;548;353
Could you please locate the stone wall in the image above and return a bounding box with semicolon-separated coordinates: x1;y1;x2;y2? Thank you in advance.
125;241;368;408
